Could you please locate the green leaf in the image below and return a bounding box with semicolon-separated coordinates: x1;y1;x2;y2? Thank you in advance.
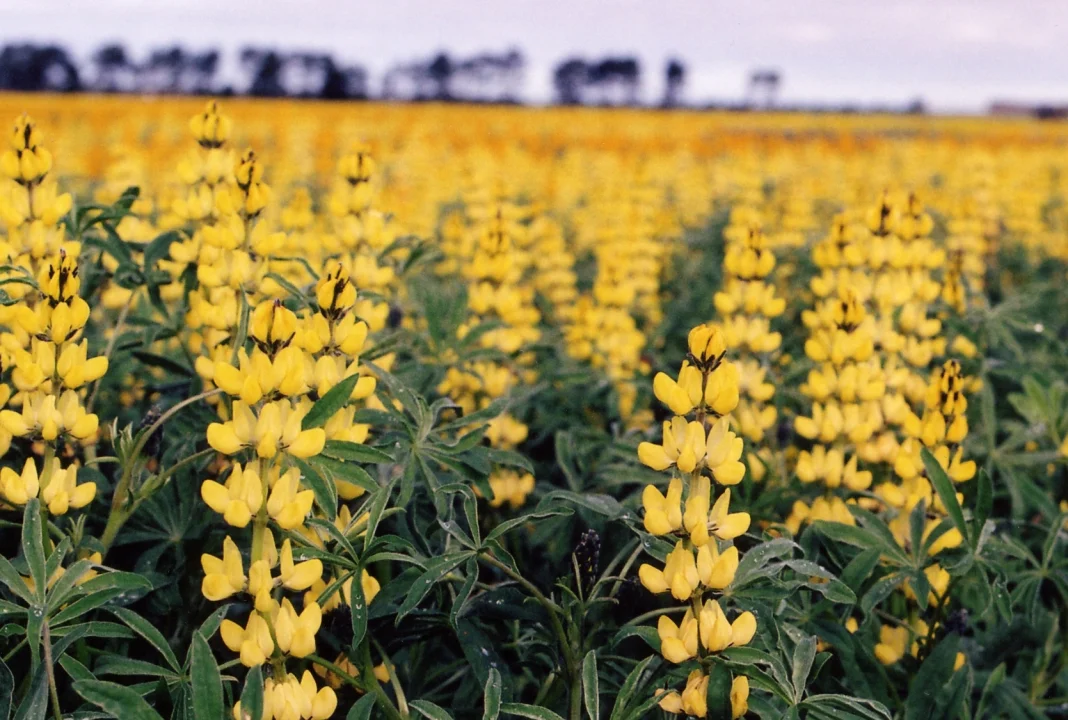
44;559;95;612
975;663;1006;720
860;574;904;616
706;662;733;720
76;570;154;596
484;448;535;474
483;667;503;720
813;520;908;566
397;552;476;621
322;440;395;464
975;468;993;528
485;510;573;544
792;635;817;702
610;655;655;720
921;448;969;546
499;704;566;720
143;230;182;272
839;548;882;592
292;457;338;521
310;455;379;495
450;557;479;629
609;625;661;653
350;569;368;649
732;538;797;587
363;477;396;553
198;603;231;641
303;374;362;429
74;679;166;720
347;693;378;720
49;587;130;626
903;633;961;720
240;665;265;720
782;559;856;604
12;665;46;720
132;350;194;378
109;607;181;671
0;554;34;605
191;631;224;720
57;654;95;683
0;657;12;720
410;699;453;720
582;650;599;720
96;656;181;680
800;694;892;720
21;500;46;604
538;490;624;519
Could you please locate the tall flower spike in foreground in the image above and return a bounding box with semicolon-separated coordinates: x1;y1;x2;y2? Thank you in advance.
635;324;752;719
0;116;102;516
0;251;104;513
194;114;381;720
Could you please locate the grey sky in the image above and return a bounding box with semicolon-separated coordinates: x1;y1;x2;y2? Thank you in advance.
1;0;1065;111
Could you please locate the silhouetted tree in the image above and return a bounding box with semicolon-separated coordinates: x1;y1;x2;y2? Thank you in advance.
663;58;685;107
242;48;286;97
186;50;219;94
0;44;80;92
553;58;588;105
427;53;452;100
92;43;134;92
588;57;640;105
449;49;525;103
140;46;188;93
746;69;781;109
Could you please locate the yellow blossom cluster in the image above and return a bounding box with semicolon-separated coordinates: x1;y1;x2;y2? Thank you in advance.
714;218;784;445
0;116;104;516
636;324;752;719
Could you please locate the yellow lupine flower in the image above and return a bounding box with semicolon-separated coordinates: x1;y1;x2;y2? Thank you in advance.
273;598;322;659
206;400;326;459
639;541;700;601
266;467;315;529
642;477;683;535
220;612;274;668
201;536;246;601
200;462;264;528
696;543;740;590
233;670;337;720
684;478;750;546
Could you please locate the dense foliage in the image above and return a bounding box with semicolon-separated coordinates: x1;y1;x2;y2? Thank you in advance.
0;97;1066;720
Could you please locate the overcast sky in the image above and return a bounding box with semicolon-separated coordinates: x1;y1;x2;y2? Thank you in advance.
1;0;1065;111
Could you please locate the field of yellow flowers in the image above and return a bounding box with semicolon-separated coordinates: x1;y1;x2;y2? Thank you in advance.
0;94;1066;720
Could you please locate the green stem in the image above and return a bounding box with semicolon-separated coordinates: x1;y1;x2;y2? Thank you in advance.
126;448;216;517
569;667;582;720
42;621;63;720
372;638;409;719
306;654;363;689
479;551;578;709
38;445;55;554
359;641;406;720
84;296;132;415
99;388;222;556
251;458;270;564
2;638;26;663
622;605;687;627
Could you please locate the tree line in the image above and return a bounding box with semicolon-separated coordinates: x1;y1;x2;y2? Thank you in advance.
0;42;695;106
